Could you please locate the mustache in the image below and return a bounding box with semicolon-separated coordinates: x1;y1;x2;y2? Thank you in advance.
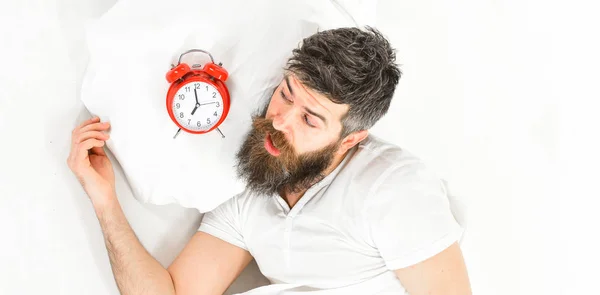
251;117;296;158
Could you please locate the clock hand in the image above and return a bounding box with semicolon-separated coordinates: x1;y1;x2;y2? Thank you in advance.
191;88;200;115
199;102;216;106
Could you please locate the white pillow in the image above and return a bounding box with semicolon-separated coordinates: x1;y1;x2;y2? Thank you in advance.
81;0;376;212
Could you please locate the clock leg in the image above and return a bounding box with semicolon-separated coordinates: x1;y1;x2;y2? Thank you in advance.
173;128;182;139
216;128;225;138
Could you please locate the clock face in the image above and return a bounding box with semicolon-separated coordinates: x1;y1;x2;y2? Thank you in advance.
171;81;224;132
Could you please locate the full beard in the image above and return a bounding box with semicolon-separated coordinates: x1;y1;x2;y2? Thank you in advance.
235;116;340;197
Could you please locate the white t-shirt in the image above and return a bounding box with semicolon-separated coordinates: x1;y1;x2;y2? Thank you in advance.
199;135;463;294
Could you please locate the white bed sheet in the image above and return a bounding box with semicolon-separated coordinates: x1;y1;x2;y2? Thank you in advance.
1;0;585;294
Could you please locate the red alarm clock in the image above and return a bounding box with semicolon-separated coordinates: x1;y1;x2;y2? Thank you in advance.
165;49;230;138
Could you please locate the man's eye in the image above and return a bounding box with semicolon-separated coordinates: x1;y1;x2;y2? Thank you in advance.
304;114;315;127
280;90;292;102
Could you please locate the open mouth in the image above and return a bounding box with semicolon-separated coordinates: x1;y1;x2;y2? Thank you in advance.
264;133;281;156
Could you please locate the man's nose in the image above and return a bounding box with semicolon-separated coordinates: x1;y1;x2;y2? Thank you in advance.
271;110;293;134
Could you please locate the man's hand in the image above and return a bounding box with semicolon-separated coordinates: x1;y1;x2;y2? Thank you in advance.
67;116;114;209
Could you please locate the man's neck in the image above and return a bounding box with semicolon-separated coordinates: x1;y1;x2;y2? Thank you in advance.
282;148;350;208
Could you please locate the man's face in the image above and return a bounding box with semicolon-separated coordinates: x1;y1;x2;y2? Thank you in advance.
236;74;350;196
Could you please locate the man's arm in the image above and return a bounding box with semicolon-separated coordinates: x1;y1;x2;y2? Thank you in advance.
96;197;175;295
168;231;253;294
68;117;252;295
394;242;472;295
96;197;252;295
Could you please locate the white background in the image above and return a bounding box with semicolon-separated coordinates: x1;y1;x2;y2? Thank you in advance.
1;0;599;294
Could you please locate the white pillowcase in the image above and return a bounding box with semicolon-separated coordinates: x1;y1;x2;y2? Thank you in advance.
81;0;376;212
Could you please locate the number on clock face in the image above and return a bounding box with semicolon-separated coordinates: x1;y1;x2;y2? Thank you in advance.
172;81;224;132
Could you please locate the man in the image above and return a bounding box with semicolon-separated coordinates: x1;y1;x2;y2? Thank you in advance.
68;27;471;294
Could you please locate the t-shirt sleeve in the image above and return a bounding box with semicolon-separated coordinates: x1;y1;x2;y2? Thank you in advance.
364;163;464;271
198;194;248;251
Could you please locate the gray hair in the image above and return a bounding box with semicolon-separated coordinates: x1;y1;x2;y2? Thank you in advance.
285;26;402;137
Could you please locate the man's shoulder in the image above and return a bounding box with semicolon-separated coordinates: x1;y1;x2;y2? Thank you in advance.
333;134;442;200
347;134;426;177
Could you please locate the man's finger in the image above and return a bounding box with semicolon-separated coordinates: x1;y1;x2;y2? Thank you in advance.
76;138;105;163
72;122;110;144
80;121;110;133
76;131;110;144
90;146;107;156
72;117;101;138
78;116;100;129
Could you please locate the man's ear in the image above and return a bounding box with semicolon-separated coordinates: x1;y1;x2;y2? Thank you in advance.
338;130;369;155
